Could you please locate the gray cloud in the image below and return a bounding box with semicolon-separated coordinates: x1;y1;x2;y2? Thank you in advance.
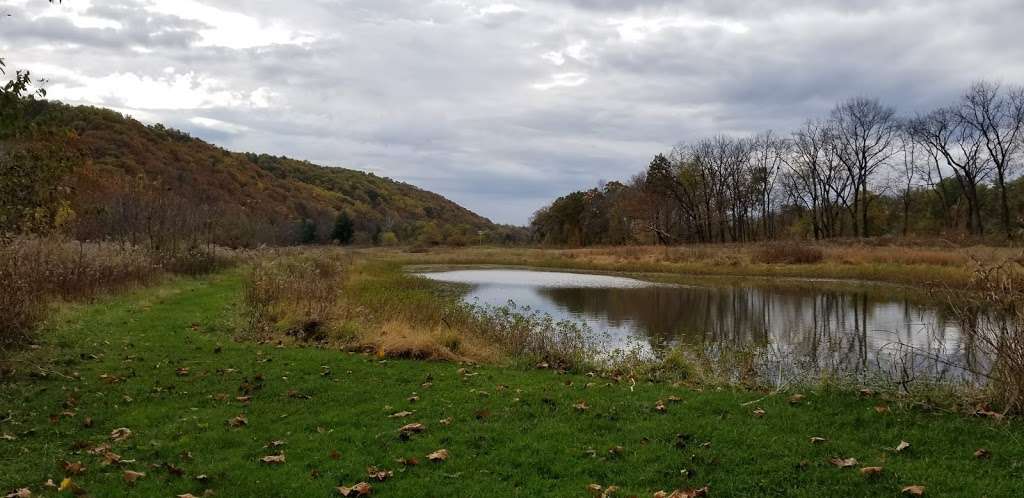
2;0;1023;224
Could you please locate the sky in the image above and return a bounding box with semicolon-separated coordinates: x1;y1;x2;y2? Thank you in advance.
2;0;1024;225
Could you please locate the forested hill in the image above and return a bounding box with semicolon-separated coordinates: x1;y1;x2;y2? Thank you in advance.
5;101;518;246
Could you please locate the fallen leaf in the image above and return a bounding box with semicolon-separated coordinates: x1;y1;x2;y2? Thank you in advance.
809;437;827;444
895;441;911;453
62;461;86;475
337;482;372;496
859;388;875;397
901;485;925;496
398;423;425;433
608;446;625;456
667;395;683;403
427;449;449;462
176;367;190;376
82;417;93;428
100;451;122;465
860;466;883;476
788;394;806;405
366;466;393;481
829;457;859;468
753;408;766;418
4;488;31;498
587;483;603;496
260;454;286;465
58;478;85;496
396;457;419;466
407;395;420;403
654;400;667;413
388;411;414;418
574;401;590;412
439;417;453;426
654;486;709;498
228;415;248;428
165;463;185;476
974;448;991;459
110;427;132;442
287;389;311;399
123;470;145;484
874;404;890;414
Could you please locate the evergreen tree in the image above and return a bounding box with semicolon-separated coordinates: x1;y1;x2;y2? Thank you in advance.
332;211;354;245
299;218;318;244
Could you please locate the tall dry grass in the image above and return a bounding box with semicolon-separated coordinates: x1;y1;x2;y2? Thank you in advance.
242;248;350;341
953;260;1024;414
0;236;238;352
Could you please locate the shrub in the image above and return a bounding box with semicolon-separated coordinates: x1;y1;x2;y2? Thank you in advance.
751;242;824;265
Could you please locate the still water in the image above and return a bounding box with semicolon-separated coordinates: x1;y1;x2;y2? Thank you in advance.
417;268;977;381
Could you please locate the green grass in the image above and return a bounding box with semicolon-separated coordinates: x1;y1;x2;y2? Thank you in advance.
2;272;1023;497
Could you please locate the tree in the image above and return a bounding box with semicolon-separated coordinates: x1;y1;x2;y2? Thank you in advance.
298;218;318;244
331;211;354;245
908;107;992;235
959;82;1024;238
829;97;898;237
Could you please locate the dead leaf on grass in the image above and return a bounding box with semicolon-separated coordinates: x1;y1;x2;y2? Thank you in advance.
260;454;286;465
337;482;372;496
860;466;883;476
427;449;449;462
110;427;132;442
829;457;858;468
901;485;925;496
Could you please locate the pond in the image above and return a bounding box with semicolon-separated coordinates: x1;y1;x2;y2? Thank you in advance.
416;267;984;383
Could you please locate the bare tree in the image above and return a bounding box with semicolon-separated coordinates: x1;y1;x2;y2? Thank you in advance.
750;131;787;239
894;127;922;236
829;97;899;237
959;81;1024;238
908;107;992;235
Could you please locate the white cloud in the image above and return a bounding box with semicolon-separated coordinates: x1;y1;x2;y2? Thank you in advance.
37;65;274;111
532;72;588;90
145;0;315;49
611;15;750;43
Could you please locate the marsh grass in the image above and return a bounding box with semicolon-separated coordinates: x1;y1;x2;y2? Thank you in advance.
382;243;1024;289
0;236;239;353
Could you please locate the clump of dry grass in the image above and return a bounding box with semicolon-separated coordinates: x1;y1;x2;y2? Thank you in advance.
242;248;349;341
751;243;824;265
954;259;1024;414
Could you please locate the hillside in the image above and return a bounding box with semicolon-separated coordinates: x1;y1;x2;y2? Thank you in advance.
3;100;513;247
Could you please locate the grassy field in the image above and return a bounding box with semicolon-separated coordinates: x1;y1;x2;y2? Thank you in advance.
382;243;1024;290
2;270;1023;497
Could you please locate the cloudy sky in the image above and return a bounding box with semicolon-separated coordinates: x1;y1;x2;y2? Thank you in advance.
3;0;1024;224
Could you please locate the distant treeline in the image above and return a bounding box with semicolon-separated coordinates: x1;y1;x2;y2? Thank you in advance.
532;82;1024;245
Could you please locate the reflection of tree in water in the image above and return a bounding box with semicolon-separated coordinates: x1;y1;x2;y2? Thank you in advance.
538;285;964;372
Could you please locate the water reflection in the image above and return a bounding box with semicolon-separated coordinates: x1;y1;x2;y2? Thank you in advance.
417;269;978;381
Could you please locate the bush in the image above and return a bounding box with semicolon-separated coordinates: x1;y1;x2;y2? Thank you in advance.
751;242;824;265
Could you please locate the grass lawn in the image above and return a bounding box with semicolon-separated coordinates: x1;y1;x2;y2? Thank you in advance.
2;271;1023;497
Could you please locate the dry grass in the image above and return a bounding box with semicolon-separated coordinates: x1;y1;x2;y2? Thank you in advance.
751;242;824;264
952;260;1024;414
379;243;1024;289
0;236;239;353
242;248;349;341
